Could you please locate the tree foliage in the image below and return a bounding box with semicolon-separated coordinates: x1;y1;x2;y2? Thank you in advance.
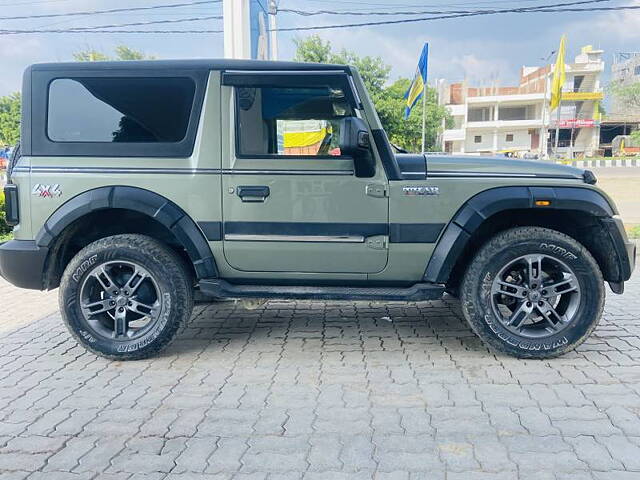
609;81;640;110
609;81;640;144
73;45;155;62
293;35;390;105
0;93;21;147
293;35;448;152
0;190;11;235
375;79;450;153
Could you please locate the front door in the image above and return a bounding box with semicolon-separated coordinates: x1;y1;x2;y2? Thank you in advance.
220;71;389;274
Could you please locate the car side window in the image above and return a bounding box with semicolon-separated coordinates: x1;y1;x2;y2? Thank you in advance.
235;85;354;157
47;77;196;143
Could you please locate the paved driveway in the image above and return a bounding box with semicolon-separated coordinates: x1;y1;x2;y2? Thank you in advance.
0;271;639;480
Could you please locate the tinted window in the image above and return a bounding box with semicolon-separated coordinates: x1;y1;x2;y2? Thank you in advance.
235;85;354;157
48;77;196;143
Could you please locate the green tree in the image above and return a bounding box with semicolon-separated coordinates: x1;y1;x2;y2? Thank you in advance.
0;190;11;236
293;35;333;64
609;81;640;110
608;82;640;144
0;93;21;147
72;49;111;62
293;35;448;152
375;79;450;153
293;35;390;97
73;45;155;62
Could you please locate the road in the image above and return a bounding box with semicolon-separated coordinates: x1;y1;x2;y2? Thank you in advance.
592;167;640;224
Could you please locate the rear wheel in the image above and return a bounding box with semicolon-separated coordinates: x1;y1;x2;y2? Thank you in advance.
59;234;193;360
460;227;604;358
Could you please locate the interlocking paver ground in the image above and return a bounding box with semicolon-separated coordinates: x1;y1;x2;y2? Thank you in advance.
0;268;639;479
0;278;57;334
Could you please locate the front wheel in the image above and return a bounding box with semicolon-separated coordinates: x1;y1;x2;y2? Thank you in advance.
59;234;193;360
460;227;604;358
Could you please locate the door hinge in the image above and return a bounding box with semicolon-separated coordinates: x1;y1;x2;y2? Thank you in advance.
366;235;388;250
365;183;388;198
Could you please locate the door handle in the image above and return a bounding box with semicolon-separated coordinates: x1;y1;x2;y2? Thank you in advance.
237;185;270;202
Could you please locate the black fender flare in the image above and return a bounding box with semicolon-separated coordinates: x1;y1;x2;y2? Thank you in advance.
36;186;218;279
423;186;615;284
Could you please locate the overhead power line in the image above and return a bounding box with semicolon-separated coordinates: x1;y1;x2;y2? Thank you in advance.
58;15;222;32
275;0;631;32
278;0;611;16
0;0;221;21
0;1;637;35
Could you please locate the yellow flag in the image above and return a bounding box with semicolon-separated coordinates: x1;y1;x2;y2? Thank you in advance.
550;35;567;111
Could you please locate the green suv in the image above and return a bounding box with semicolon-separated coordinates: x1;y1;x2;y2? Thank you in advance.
0;59;635;360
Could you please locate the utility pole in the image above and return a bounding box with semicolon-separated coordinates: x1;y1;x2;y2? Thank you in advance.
268;0;278;60
539;50;555;160
540;67;549;159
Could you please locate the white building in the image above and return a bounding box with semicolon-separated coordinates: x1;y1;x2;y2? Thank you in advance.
439;45;604;158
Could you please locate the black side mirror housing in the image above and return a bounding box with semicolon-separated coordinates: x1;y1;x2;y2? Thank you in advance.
339;117;375;178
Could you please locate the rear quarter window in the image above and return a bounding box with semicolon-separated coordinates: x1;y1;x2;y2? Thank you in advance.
47;77;196;143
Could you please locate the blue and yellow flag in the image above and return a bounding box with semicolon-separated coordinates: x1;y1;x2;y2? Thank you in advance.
403;43;429;120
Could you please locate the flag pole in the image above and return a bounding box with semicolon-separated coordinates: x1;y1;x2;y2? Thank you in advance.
421;88;426;153
554;91;561;157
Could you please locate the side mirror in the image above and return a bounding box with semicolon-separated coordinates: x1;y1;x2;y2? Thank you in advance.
339;117;375;178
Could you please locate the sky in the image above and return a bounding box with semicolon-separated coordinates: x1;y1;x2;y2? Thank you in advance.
0;0;639;95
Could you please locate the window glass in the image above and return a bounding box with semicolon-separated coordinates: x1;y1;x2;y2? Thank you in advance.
474;135;482;143
48;77;196;143
235;86;354;156
506;134;514;142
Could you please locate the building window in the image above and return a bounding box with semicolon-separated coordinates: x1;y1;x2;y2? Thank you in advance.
635;65;640;76
474;135;482;144
468;107;493;122
506;134;514;142
498;105;535;121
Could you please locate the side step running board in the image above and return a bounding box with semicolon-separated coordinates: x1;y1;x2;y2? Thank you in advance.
198;279;444;302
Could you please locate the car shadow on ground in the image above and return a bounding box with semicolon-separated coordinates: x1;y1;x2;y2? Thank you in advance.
159;296;492;359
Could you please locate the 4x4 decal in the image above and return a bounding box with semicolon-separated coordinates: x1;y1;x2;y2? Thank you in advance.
32;183;62;198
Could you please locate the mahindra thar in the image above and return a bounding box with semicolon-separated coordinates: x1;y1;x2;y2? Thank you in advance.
0;60;635;359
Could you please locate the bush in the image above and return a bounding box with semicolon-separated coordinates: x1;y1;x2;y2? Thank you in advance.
0;190;11;235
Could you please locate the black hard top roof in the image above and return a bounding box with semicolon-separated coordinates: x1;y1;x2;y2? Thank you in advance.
29;58;352;73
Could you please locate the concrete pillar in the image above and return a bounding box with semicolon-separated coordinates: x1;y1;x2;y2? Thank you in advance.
224;0;251;59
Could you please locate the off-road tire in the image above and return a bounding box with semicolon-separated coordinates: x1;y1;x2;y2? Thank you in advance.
59;234;193;360
460;227;604;358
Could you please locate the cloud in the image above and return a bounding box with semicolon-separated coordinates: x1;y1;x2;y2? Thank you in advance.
433;53;512;85
0;36;44;94
0;36;41;58
601;0;640;40
568;0;640;43
282;26;517;86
